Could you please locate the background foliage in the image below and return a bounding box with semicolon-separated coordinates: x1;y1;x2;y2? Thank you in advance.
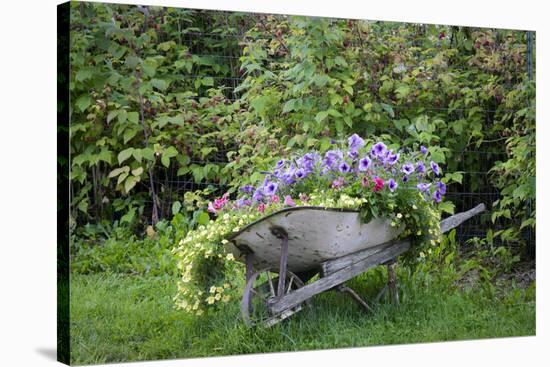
69;2;535;268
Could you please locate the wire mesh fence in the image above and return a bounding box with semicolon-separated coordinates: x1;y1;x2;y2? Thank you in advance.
142;10;534;250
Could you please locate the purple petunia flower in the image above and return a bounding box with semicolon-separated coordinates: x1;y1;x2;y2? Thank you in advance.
323;149;344;168
253;187;264;202
263;181;278;196
430;161;440;176
417;183;431;192
387;179;398;192
239;185;255;194
401;163;415;175
295;168;306;179
234;197;249;208
302;152;319;165
371;142;387;158
358;156;371;171
436;181;446;195
339;162;351;173
348;134;365;152
386;152;400;166
276;159;286;168
433;190;442;203
347;150;359;160
420;145;428;155
402;175;409;183
416;161;426;174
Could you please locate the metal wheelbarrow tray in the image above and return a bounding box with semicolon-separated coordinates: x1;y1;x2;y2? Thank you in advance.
225;203;486;327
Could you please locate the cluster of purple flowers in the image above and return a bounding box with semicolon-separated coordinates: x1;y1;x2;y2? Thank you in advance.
224;134;446;212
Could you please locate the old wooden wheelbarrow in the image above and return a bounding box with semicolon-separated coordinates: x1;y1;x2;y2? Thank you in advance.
224;203;486;327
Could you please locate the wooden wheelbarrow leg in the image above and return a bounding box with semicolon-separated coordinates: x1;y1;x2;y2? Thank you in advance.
386;261;399;305
336;284;374;312
376;204;487;305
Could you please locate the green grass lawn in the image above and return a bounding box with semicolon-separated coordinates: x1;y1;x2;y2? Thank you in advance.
70;269;535;365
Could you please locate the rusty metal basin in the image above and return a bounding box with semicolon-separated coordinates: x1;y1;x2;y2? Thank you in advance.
225;206;403;273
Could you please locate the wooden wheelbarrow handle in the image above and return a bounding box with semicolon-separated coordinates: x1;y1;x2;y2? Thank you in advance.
440;203;486;234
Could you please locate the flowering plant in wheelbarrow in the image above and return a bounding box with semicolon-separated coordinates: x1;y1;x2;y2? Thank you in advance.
173;134;448;315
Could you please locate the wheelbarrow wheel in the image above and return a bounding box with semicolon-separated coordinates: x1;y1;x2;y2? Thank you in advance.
241;268;306;327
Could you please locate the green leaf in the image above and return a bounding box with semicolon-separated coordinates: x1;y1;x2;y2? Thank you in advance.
164;146;178;158
72;154;87;166
77;200;88;213
428;146;446;163
315;111;329;124
172;201;182;215
250;96;270;115
415;115;430;132
327;109;342;117
124;176;137;193
107;110;118;124
117;109;128;124
439;201;455;215
177;167;190;176
97;149;112;164
380;103;395;118
142;147;155;161
132;149;143;163
282;99;297;113
200;147;215;158
201;77;214;87
197;211;210;225
75;68;93;82
117;148;134;164
344;115;353;128
131;167;144;176
125;55;141;69
75;94;91;112
312;74;329;87
343;84;354;95
157;41;175;51
161;154;170;168
128;111;139;124
120;208;136;224
123;129;137;144
117;171;129;185
395;85;411;99
108;166;129;178
151;79;168;91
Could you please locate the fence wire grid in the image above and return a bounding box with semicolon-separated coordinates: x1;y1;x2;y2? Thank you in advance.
142;9;534;252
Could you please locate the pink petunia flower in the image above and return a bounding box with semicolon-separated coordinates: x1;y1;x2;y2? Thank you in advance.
331;176;345;190
284;195;296;207
207;202;217;213
372;177;384;192
258;203;266;213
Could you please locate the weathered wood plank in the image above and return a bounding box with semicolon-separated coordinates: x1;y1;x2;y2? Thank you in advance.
320;240;405;276
440;203;486;233
269;240;410;315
